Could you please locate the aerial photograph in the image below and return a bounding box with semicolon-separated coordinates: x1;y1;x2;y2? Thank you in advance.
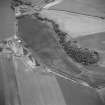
0;0;105;105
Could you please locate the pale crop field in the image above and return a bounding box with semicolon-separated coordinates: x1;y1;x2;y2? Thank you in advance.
40;9;105;38
40;0;105;38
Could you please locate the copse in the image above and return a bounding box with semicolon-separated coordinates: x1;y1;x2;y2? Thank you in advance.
62;40;100;65
52;23;100;66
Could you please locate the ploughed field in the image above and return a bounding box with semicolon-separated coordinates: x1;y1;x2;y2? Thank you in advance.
49;0;105;18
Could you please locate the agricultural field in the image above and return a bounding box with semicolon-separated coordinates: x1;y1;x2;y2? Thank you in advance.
1;0;105;105
0;54;104;105
0;0;15;40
